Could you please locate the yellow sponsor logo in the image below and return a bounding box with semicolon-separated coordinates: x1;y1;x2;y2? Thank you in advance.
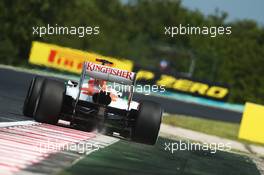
29;41;133;73
239;102;264;144
137;71;228;99
136;70;155;80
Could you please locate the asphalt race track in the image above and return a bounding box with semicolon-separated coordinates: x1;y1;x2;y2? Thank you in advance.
0;67;118;174
133;93;242;123
0;67;261;175
0;68;33;122
0;67;242;124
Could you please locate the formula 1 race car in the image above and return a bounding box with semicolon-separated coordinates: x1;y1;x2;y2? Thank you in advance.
23;59;163;145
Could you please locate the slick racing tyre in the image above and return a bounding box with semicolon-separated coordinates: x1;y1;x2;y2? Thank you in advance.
132;101;163;145
34;79;65;124
23;76;45;117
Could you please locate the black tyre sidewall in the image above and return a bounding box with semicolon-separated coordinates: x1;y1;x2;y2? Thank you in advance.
23;76;45;117
133;101;163;145
34;79;65;124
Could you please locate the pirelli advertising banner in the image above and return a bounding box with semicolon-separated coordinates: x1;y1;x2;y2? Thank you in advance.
135;67;229;101
29;41;134;73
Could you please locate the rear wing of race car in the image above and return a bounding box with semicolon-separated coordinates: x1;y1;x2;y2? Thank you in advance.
74;61;137;112
86;61;136;85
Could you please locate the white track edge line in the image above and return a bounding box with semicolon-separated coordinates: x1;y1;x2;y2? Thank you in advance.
0;120;39;128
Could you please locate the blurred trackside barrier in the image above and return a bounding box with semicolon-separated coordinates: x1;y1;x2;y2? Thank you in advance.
29;41;229;101
28;41;245;121
239;102;264;144
134;67;229;101
29;41;134;73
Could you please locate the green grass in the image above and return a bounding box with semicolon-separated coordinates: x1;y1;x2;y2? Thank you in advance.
162;114;240;140
59;138;260;175
58;116;262;175
162;114;264;147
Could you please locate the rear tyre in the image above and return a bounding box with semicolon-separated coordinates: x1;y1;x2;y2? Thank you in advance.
132;101;163;145
34;79;65;124
23;76;45;117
